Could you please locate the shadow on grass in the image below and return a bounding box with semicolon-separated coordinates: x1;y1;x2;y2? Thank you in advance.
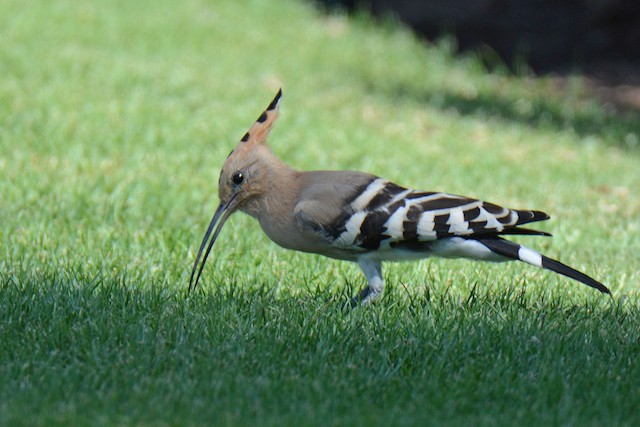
2;270;640;425
372;82;640;151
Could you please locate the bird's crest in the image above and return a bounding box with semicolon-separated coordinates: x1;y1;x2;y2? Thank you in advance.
239;88;282;146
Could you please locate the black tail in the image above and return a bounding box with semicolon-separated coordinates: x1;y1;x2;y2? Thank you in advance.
477;237;610;294
538;256;610;294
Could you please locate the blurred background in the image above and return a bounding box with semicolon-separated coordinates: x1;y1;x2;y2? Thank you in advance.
316;0;640;110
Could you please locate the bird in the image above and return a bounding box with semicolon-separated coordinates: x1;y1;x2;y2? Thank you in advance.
188;89;610;305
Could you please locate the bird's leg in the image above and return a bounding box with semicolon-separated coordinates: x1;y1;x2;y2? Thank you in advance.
350;258;384;307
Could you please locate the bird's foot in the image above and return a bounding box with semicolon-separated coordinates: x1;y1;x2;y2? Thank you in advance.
347;286;381;308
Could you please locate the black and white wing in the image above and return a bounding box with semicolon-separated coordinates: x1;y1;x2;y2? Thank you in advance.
327;177;551;251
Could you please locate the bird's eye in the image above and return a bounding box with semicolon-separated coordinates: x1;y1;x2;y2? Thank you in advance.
232;172;244;185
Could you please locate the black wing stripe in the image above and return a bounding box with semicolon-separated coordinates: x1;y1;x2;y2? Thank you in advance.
402;205;422;241
498;212;516;224
463;206;482;221
406;191;438;200
433;213;450;224
418;196;476;211
356;211;390;250
365;182;407;210
482;202;507;215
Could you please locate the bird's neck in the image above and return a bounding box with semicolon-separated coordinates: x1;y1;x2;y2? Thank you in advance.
241;151;300;221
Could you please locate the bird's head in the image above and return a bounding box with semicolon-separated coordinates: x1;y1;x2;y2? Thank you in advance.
189;89;282;291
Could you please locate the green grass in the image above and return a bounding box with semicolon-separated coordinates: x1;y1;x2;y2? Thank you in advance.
1;0;639;425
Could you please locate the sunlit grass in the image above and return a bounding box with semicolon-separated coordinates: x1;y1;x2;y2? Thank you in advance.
1;0;639;425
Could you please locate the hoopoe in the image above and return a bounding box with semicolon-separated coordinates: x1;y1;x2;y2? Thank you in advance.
189;89;610;305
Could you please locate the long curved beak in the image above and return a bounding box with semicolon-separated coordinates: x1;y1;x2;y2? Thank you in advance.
188;194;239;292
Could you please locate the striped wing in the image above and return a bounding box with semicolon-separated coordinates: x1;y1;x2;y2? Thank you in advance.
327;178;550;251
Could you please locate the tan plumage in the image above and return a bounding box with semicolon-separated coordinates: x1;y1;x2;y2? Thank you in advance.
189;90;610;305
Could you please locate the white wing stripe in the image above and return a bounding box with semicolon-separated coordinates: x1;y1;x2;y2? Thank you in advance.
447;208;465;225
448;222;471;234
384;206;408;239
350;179;388;211
406;192;463;204
417;211;435;238
336;211;367;246
472;207;493;222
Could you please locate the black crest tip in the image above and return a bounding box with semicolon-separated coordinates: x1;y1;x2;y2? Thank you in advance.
267;88;283;111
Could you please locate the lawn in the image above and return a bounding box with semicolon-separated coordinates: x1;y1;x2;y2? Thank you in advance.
1;0;639;425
